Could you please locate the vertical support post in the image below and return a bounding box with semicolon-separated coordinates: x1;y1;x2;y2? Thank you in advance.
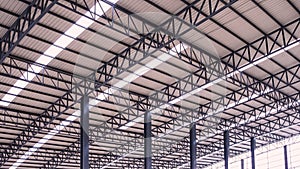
284;145;288;169
251;137;256;169
190;123;197;169
144;111;152;169
80;95;89;169
241;159;244;169
224;130;229;169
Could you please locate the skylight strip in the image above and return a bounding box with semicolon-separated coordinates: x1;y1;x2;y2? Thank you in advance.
9;1;118;168
1;1;117;108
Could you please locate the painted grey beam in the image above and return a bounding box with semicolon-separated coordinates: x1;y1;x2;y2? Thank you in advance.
224;130;229;169
80;95;89;169
251;137;256;169
0;0;57;64
190;123;197;169
144;111;152;169
284;145;288;169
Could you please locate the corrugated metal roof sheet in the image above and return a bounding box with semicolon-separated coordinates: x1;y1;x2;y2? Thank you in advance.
261;0;299;25
146;0;185;14
39;13;73;33
18;36;51;55
239;2;277;33
0;0;27;16
0;11;16;28
208;26;243;50
118;0;162;14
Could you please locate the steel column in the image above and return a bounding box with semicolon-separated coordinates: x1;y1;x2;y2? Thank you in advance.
284;145;288;169
224;130;229;169
241;159;244;169
251;137;256;169
144;111;152;169
80;95;89;169
190;123;197;169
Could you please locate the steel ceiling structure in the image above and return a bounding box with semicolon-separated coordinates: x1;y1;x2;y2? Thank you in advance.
0;0;300;168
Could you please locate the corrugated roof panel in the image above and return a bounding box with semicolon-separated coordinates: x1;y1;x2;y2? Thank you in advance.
280;84;298;96
0;11;16;28
293;0;300;8
21;89;59;105
257;56;282;74
18;36;51;55
0;132;17;143
50;3;83;22
89;20;133;43
240;1;277;34
13;94;51;110
0;83;10;95
118;0;162;14
29;25;62;45
0;26;7;38
39;13;73;34
232;0;257;13
50;53;78;74
211;7;238;26
208;27;243;50
272;52;298;69
25;82;66;100
244;64;268;80
60;42;110;63
260;0;299;25
223;16;262;43
49;51;114;77
147;0;185;14
288;44;300;60
73;29;128;57
0;0;27;16
8;102;42;114
0;75;18;89
11;46;43;62
196;19;220;35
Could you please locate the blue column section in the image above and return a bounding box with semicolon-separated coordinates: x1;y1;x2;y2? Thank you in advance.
251;137;256;169
80;95;89;169
144;111;152;169
241;159;244;169
284;145;288;169
190;123;197;169
224;130;229;169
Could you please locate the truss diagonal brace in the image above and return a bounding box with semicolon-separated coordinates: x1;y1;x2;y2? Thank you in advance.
0;0;57;64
